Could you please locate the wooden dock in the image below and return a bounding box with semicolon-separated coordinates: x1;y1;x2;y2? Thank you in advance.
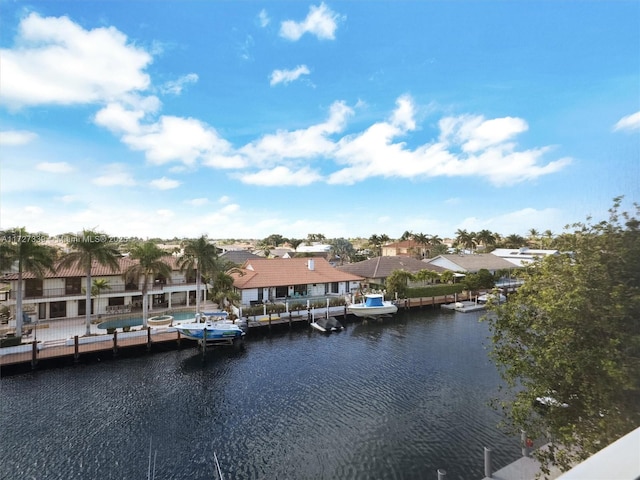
0;293;478;372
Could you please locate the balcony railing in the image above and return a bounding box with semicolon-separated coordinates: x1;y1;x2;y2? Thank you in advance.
8;279;201;300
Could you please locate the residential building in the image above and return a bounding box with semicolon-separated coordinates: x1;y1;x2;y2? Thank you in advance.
1;256;206;321
230;257;363;306
337;256;444;287
381;240;422;257
491;247;559;267
425;254;518;275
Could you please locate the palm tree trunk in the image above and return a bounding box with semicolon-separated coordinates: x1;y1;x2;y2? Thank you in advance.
85;266;92;336
142;273;150;328
16;270;24;337
195;272;201;313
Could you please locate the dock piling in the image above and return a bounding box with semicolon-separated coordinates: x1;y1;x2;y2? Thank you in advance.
31;340;38;369
437;468;447;479
74;335;79;363
484;447;493;478
113;330;118;357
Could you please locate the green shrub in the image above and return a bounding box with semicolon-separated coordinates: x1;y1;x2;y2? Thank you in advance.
1;336;22;348
406;284;465;298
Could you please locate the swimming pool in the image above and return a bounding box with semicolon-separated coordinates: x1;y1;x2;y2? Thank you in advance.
97;311;196;330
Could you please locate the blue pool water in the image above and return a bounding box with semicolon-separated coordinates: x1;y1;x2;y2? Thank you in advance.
97;311;196;329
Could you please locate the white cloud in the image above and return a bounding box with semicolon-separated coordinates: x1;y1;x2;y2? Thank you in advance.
280;3;341;41
327;98;571;186
258;9;270;28
93;164;136;187
160;73;199;95
240;100;352;166
237;166;322;186
150;177;181;190
124;115;232;166
36;162;74;173
156;209;175;218
613;111;640;132
185;198;209;207
1;13;151;108
0;130;38;146
269;65;310;86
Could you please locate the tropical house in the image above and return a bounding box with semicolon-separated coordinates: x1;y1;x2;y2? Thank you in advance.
381;240;422;257
490;247;559;267
1;256;206;321
229;257;364;306
336;256;444;288
424;254;517;275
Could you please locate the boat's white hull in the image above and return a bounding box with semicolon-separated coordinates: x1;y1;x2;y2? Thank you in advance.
174;322;244;341
347;304;398;317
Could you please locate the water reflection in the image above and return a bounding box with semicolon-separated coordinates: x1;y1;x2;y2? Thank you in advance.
0;309;519;480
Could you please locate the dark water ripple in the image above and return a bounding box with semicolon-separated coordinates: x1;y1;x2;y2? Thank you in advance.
1;309;520;480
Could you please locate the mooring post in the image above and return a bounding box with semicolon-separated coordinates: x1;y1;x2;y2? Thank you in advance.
437;469;447;480
31;340;38;369
146;326;152;351
484;447;492;478
113;330;118;357
74;335;80;363
521;430;530;457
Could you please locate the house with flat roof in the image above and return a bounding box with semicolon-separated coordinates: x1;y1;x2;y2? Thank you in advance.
337;256;444;287
229;257;363;306
491;247;559;267
1;256;205;321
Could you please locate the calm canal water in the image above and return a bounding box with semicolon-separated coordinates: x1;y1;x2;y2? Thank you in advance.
0;308;520;480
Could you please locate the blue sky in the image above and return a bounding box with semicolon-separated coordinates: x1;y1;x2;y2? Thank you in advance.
1;1;638;241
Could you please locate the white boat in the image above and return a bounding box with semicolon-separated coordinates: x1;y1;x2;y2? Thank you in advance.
174;312;245;342
310;316;344;333
347;294;398;318
477;293;507;304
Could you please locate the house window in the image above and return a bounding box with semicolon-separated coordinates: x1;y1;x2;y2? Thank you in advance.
25;279;43;298
78;299;93;316
66;277;82;295
125;281;138;291
330;282;339;294
50;301;67;319
108;297;124;306
275;286;288;298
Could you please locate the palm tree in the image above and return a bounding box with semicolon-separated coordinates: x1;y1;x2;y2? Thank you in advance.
543;229;554;248
209;271;241;310
83;279;112;316
177;235;220;314
413;232;430;259
528;228;540;248
476;229;497;250
503;234;526;249
0;227;57;336
455;229;476;252
60;229;120;336
123;241;172;328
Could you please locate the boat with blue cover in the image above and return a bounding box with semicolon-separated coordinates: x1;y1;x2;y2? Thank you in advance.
347;293;398;318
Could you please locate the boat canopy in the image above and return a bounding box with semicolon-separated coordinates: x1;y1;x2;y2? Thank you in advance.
364;295;385;307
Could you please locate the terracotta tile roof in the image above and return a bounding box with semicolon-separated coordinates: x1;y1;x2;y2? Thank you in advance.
336;256;444;279
2;255;182;280
230;257;363;289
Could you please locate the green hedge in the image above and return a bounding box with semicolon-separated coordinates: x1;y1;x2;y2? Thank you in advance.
405;284;465;298
1;336;22;348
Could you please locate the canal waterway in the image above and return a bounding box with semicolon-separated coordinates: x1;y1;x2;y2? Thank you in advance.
0;308;520;480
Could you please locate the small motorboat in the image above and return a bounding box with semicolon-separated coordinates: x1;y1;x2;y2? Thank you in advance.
311;316;344;333
174;312;245;343
347;293;398;318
